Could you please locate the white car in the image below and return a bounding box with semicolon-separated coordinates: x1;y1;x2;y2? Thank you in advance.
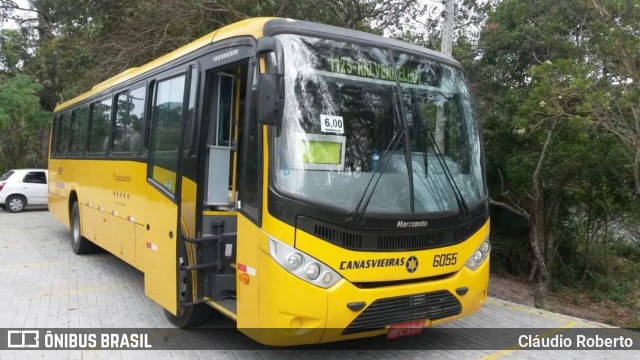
0;169;49;213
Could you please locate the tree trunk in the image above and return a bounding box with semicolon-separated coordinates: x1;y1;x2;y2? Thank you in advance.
34;0;59;111
582;188;593;281
530;204;550;309
534;277;550;309
635;148;640;195
528;260;538;282
529;120;557;309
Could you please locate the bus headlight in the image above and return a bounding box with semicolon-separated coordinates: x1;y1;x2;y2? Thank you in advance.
306;263;320;280
322;272;333;284
269;236;342;288
465;236;491;271
286;253;303;271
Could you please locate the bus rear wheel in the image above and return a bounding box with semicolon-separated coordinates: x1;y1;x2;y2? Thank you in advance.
164;255;213;328
70;202;95;254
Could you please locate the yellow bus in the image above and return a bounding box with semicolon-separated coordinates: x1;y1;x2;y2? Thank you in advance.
48;17;490;345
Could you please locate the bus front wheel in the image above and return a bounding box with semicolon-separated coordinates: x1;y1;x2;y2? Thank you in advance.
164;255;213;328
164;303;213;328
70;202;95;254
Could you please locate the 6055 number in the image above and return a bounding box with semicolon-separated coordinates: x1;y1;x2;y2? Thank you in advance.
433;253;457;267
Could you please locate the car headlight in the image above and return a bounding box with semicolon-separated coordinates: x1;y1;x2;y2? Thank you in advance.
268;236;342;288
465;235;491;271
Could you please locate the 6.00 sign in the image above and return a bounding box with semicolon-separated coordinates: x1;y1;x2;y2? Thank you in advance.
320;114;344;134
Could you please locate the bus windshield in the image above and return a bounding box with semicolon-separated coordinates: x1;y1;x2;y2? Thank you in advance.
272;34;486;215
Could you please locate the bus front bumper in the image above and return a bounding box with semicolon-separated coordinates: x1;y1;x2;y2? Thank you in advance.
245;250;489;346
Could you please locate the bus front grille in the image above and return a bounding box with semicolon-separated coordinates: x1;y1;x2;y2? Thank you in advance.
297;215;487;252
342;290;461;335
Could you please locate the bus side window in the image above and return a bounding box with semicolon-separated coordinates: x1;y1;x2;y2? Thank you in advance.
113;86;145;154
69;106;89;155
51;115;59;156
87;98;113;155
57;113;70;155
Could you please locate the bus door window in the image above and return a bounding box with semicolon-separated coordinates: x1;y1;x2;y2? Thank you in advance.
148;74;186;195
215;73;234;147
183;68;198;157
128;86;146;153
237;61;259;222
203;64;247;209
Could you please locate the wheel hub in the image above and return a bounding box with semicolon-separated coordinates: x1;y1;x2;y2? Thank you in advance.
9;198;23;211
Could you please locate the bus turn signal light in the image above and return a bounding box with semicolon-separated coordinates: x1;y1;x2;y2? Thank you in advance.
239;273;250;284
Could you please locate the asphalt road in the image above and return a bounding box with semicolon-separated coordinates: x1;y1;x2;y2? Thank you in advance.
0;209;638;359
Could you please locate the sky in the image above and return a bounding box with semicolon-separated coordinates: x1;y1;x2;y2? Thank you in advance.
1;0;31;30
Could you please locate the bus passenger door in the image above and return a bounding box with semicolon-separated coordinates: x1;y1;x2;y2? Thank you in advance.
176;45;258;320
142;72;189;314
171;42;260;322
194;62;250;311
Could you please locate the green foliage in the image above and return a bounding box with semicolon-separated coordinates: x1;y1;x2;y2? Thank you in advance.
0;29;33;72
5;0;426;107
489;232;531;276
0;74;51;171
470;0;639;309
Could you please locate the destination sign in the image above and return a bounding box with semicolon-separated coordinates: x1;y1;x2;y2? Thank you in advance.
325;56;421;84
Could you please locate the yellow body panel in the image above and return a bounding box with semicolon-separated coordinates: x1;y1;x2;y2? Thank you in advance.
151;165;177;193
235;215;263;334
180;177;198;237
240;219;489;346
48;158;177;312
255;248;328;345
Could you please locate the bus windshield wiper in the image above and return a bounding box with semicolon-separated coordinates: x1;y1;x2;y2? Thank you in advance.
409;91;428;180
346;126;405;225
347;56;418;224
390;53;415;214
420;104;470;219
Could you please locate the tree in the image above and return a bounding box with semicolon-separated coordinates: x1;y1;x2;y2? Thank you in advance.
586;0;640;194
0;28;33;73
0;73;50;171
474;0;639;308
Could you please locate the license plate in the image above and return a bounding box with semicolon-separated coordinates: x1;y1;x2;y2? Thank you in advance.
386;320;425;339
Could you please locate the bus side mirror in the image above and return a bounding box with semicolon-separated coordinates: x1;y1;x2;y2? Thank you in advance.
257;73;283;126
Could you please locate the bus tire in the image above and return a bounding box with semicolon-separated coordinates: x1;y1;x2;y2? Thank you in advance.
164;303;213;328
164;255;213;328
70;202;95;254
